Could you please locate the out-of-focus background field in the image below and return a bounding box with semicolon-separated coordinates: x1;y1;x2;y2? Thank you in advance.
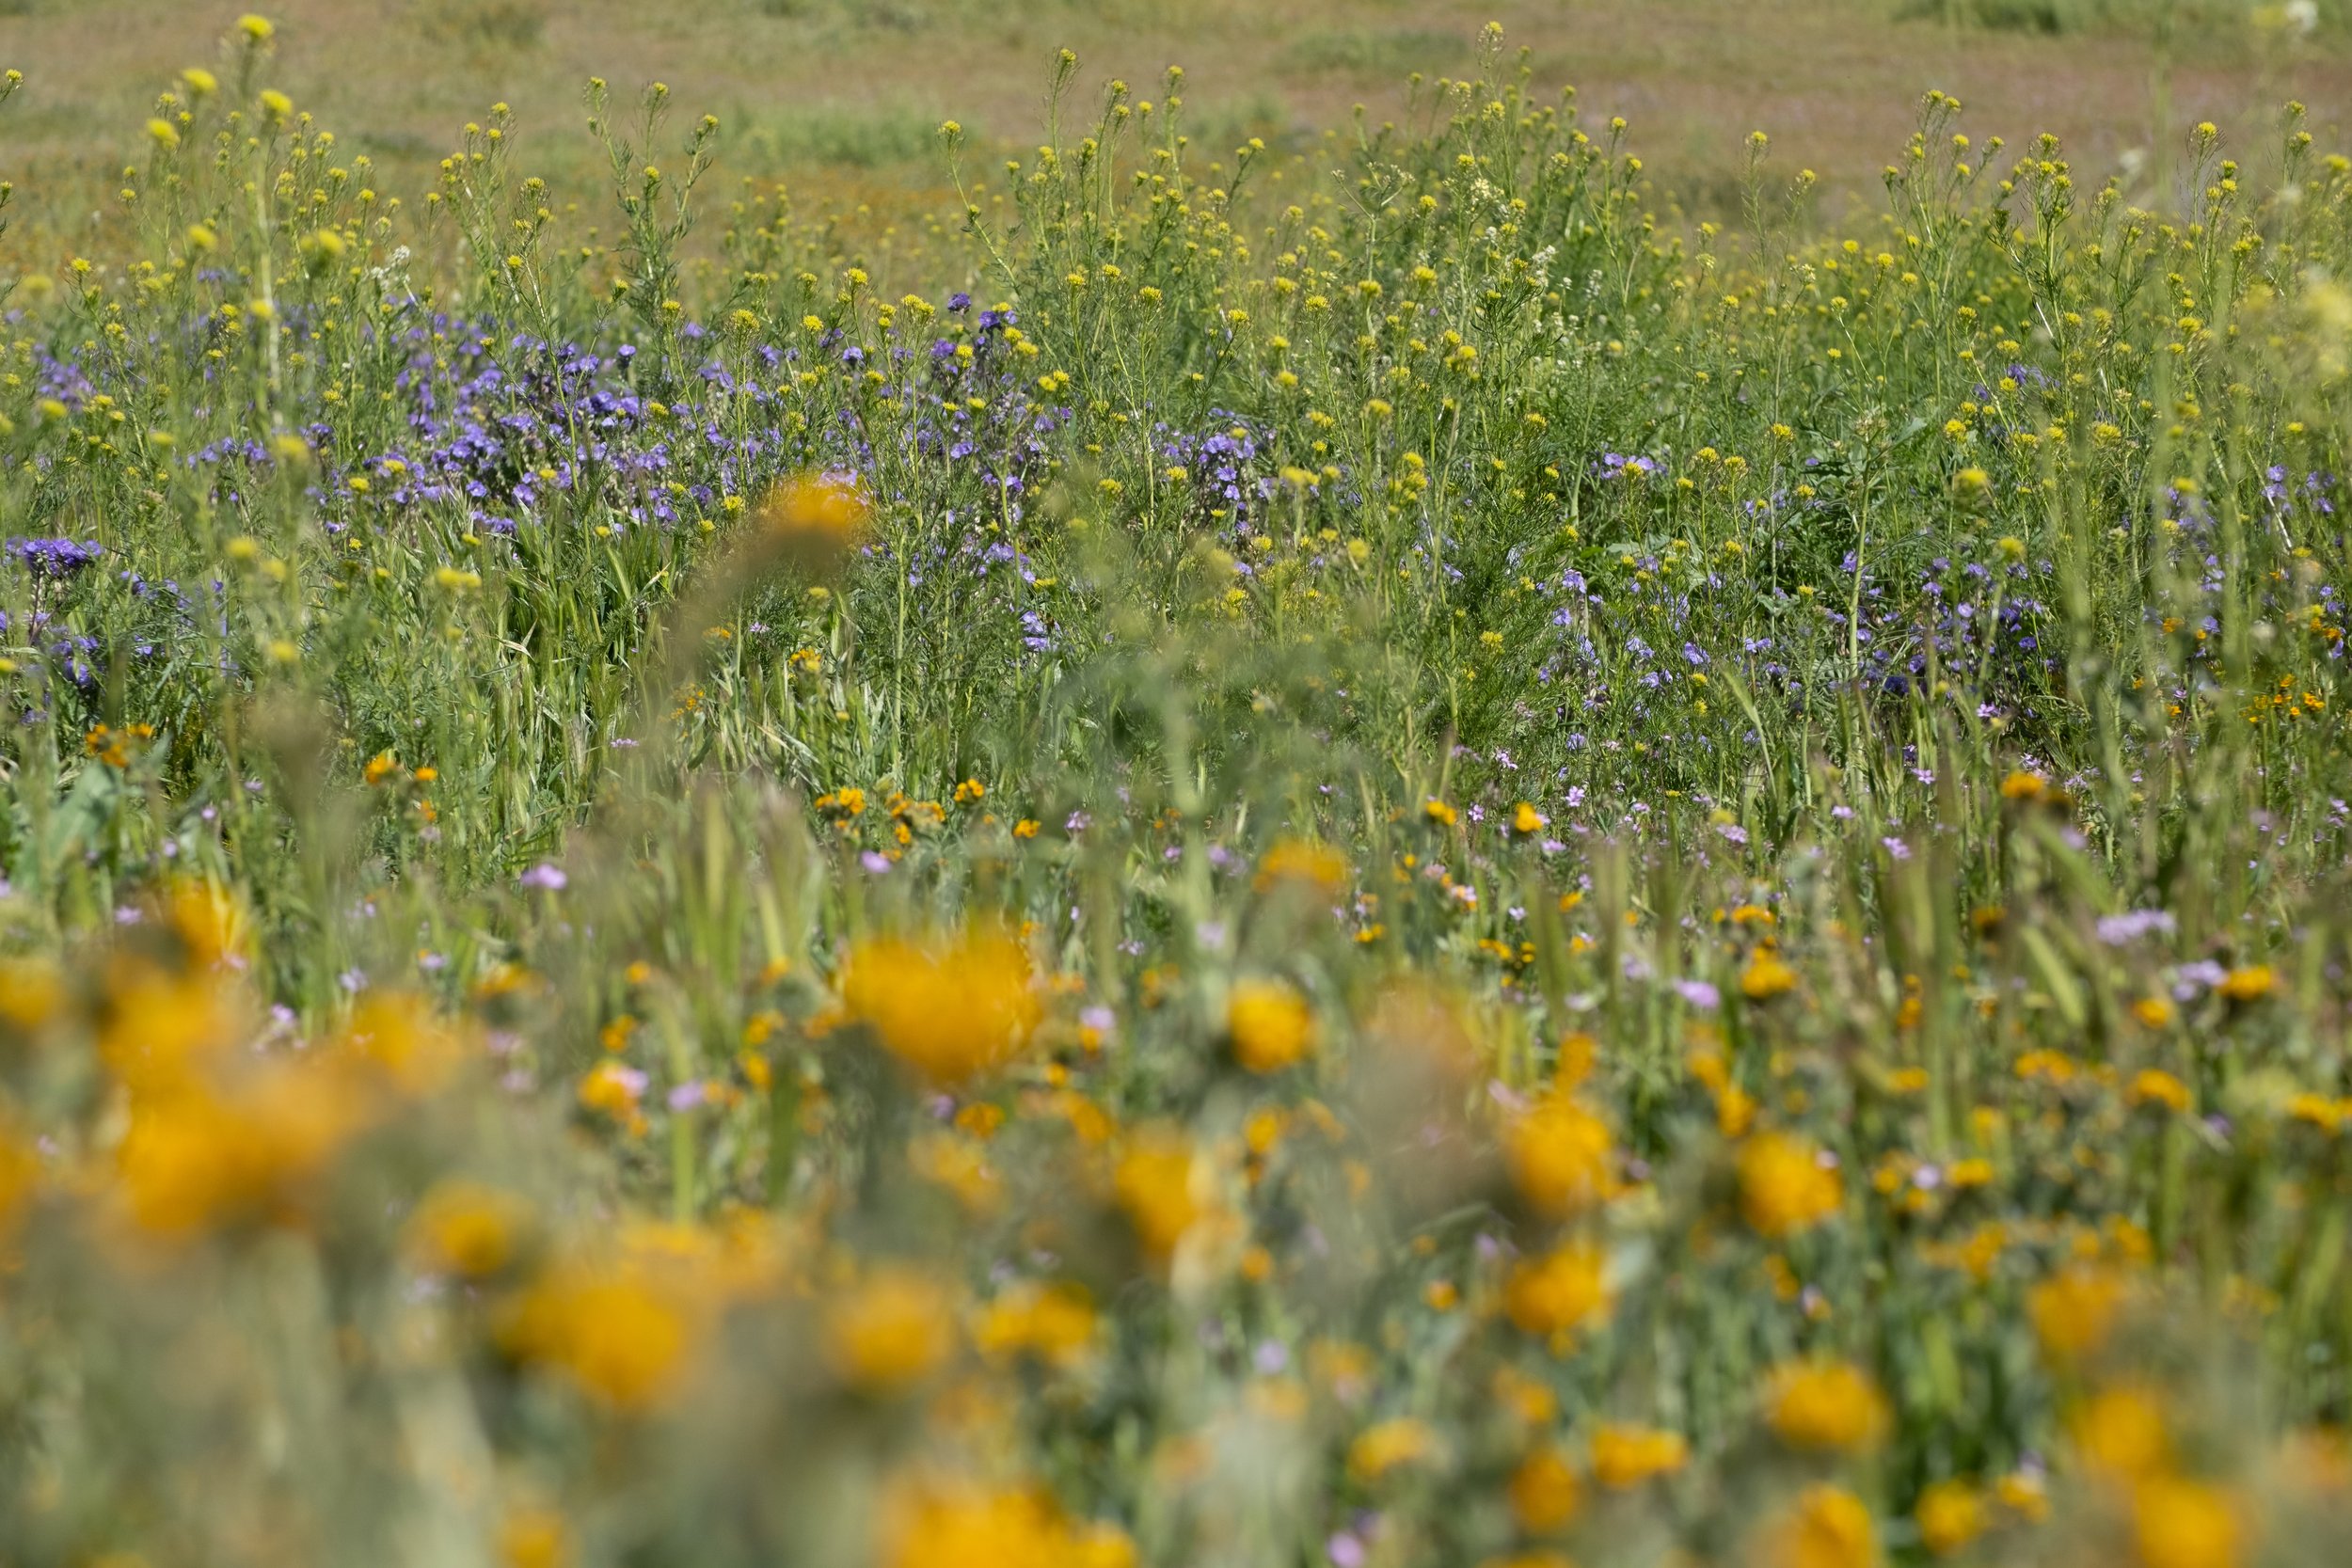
3;0;2349;233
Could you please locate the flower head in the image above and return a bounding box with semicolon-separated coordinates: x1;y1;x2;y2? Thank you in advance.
1227;978;1315;1073
1590;1424;1689;1488
1347;1418;1438;1484
2028;1263;2127;1362
757;471;870;568
1764;1359;1889;1452
825;1264;957;1392
1114;1125;1200;1261
1503;1239;1613;1340
1504;1092;1615;1216
842;930;1039;1085
1915;1481;1983;1557
501;1263;693;1411
1741;947;1800;1001
1767;1486;1875;1568
407;1180;532;1278
1738;1131;1842;1237
1507;1444;1581;1532
1255;837;1349;894
2133;1476;2244;1568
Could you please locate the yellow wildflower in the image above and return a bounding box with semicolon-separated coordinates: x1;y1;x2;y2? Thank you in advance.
1347;1417;1438;1483
498;1506;569;1568
1741;948;1800;1000
1764;1360;1889;1452
1504;1092;1615;1217
1503;1240;1613;1340
1915;1481;1983;1557
883;1481;1132;1568
2070;1386;2169;1481
1590;1424;1689;1488
2133;1476;2244;1568
1738;1131;1842;1238
500;1260;695;1411
1767;1485;1875;1568
0;958;63;1033
2028;1263;2126;1362
2128;1069;2192;1113
842;931;1040;1085
1228;979;1316;1073
0;1122;36;1243
1507;1444;1581;1532
975;1280;1097;1369
1256;838;1350;893
114;1066;368;1237
756;471;870;565
2217;965;2276;1003
825;1264;957;1392
407;1180;532;1278
1114;1125;1200;1261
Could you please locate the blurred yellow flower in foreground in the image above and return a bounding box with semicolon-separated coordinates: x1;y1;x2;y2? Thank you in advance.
1347;1417;1438;1483
1741;947;1800;1000
2217;964;2275;1003
1767;1485;1875;1568
1590;1423;1689;1488
1739;1131;1842;1238
757;471;870;567
1114;1125;1201;1262
1227;978;1315;1073
338;990;465;1097
1764;1360;1889;1452
0;1123;36;1242
1507;1444;1581;1531
883;1481;1135;1568
976;1280;1097;1368
407;1180;533;1279
0;957;63;1034
1503;1240;1612;1341
2029;1262;2127;1362
2133;1475;2245;1568
825;1264;958;1392
1504;1091;1615;1217
500;1259;698;1412
1914;1480;1984;1557
843;931;1040;1085
114;1064;369;1238
2070;1385;2170;1481
1255;837;1350;894
98;962;247;1100
498;1506;569;1568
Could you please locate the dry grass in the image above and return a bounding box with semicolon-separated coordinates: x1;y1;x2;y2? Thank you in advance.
1;0;2348;242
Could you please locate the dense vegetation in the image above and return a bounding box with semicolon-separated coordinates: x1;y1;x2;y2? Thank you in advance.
2;15;2351;1568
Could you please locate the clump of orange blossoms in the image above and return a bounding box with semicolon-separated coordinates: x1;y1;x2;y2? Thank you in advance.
1591;1424;1689;1488
1763;1359;1890;1452
1503;1240;1613;1341
842;930;1041;1085
757;470;870;566
1738;1131;1843;1238
1227;978;1316;1073
1504;1091;1615;1217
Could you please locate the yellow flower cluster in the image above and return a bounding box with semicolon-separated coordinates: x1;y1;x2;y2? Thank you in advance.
842;930;1041;1085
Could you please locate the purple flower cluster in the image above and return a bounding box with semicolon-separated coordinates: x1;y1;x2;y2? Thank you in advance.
8;537;103;578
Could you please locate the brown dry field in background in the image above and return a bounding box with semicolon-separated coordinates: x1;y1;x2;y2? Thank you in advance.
2;0;2350;251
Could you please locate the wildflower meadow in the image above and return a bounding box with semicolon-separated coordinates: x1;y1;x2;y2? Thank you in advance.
4;10;2352;1567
